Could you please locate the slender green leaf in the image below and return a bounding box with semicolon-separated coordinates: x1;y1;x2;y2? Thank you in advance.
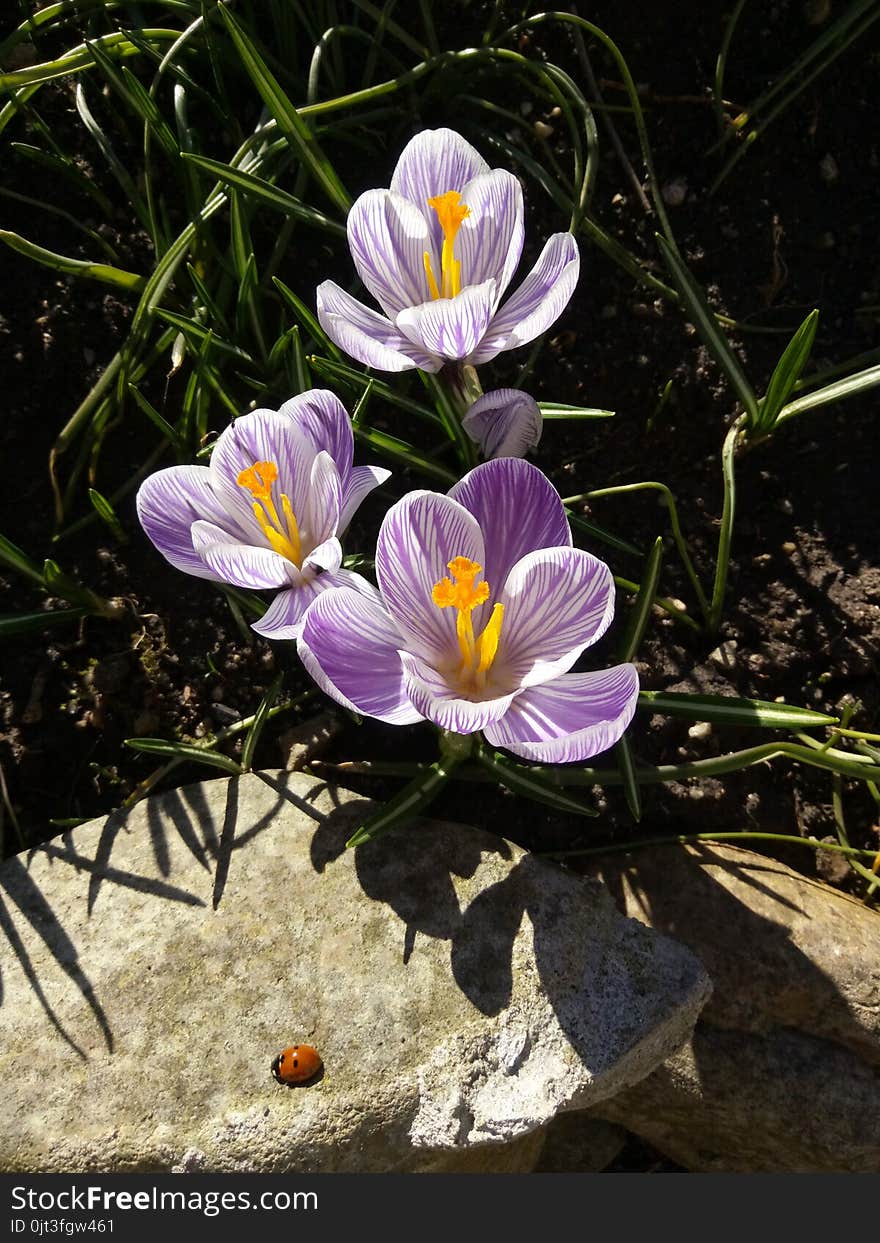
539;403;615;420
217;4;350;213
754;309;819;434
241;674;283;773
656;233;759;426
567;511;643;559
309;354;439;422
273;279;342;359
88;489;127;543
475;747;599;817
125;737;243;774
638;690;838;729
127;384;186;453
615;735;641;823
0;608;88;637
182;153;346;235
0;231;145;291
618;537;663;661
346;756;461;847
777;361;880;425
0;532;45;586
353;426;457;484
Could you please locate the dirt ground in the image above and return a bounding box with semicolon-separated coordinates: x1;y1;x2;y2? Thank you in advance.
1;0;878;891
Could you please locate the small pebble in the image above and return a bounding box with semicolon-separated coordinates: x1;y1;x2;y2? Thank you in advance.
533;121;554;140
688;721;712;741
709;640;738;669
818;153;839;183
782;541;797;554
661;177;688;207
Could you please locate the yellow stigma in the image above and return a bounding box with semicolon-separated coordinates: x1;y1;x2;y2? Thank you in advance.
237;459;301;565
424;190;470;300
432;556;504;690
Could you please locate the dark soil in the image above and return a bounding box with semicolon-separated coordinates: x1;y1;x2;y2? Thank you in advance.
1;0;879;897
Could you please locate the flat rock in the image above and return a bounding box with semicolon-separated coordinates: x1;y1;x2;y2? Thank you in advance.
588;843;880;1171
591;843;880;1063
0;771;710;1173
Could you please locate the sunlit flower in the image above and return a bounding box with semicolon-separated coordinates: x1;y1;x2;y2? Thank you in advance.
136;390;389;639
316;128;580;374
461;388;542;459
298;458;638;762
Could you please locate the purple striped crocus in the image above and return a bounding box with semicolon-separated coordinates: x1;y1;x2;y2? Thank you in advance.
316;128;580;374
298;458;639;763
136;389;389;640
462;388;542;460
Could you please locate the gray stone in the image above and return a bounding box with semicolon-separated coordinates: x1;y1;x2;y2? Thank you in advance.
587;843;880;1171
0;771;710;1173
596;1025;880;1174
591;843;880;1063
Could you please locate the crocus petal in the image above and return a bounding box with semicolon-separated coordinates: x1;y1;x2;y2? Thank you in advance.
484;665;639;763
207;410;315;538
461;389;542;460
399;651;518;734
396;280;496;361
298;588;424;725
375;490;485;666
302;536;342;575
347;189;432;318
390;128;490;250
190;520;295;590
457;169;524;301
297;451;341;550
317;280;441;373
277;389;353;481
498;546;615;688
136;465;242;580
338;464;391;533
448;458;571;595
470;232;580;365
251;568;374;640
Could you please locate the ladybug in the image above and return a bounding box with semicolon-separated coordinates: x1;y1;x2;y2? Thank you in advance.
271;1044;322;1085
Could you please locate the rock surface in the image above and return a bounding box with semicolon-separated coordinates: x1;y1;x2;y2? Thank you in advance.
0;771;710;1173
588;843;880;1172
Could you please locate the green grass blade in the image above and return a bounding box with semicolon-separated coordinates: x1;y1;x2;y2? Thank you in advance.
567;511;643;559
539;403;615;420
618;536;663;662
0;230;145;291
0;609;89;637
241;673;283;773
353;426;457;484
124;737;243;775
182;153;346;235
475;746;599;817
776;361;880;426
88;489;127;543
0;532;45;586
217;4;350;214
346;755;461;847
615;734;642;823
638;691;838;729
754;308;819;435
656;233;759;426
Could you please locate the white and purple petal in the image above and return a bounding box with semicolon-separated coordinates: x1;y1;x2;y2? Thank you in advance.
461;389;542;461
346;189;433;318
375;490;485;666
190;520;296;590
298;588;423;724
457;169;524;302
251;567;375;640
390;128;490;247
338;464;391;533
483;665;639;763
296;451;341;550
498;546;615;688
471;232;581;365
207;410;315;538
399;651;517;734
277;389;353;482
448;458;571;595
396;280;496;361
316;280;441;373
136;465;243;580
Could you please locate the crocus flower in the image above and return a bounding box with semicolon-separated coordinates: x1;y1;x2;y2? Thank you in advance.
461;388;542;460
298;458;639;763
136;389;389;640
316;128;580;374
